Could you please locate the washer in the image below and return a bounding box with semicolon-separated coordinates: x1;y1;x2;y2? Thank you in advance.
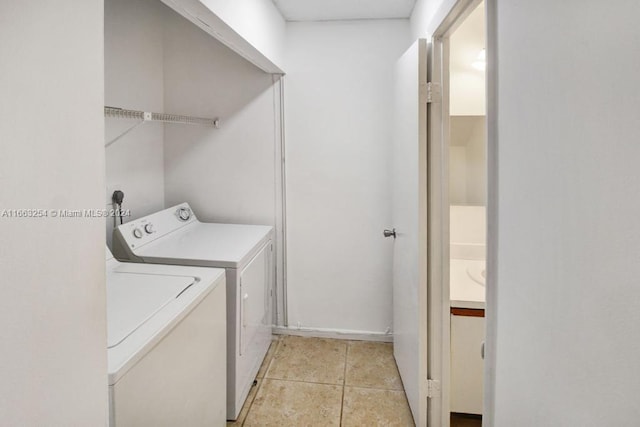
112;203;273;420
106;247;226;426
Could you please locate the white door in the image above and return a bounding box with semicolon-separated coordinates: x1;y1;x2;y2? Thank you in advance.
391;39;430;426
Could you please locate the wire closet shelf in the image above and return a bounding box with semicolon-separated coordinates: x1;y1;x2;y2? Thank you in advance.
104;106;220;147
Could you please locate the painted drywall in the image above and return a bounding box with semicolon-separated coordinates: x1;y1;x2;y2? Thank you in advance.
104;0;166;248
199;0;286;70
0;2;107;425
449;2;485;116
450;146;468;203
162;8;280;246
449;116;486;205
450;205;486;261
489;0;640;424
450;71;485;116
450;206;485;246
410;0;453;39
284;20;411;335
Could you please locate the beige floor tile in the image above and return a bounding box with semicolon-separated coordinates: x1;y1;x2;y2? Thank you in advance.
342;386;415;427
244;379;342;427
345;341;403;390
266;336;347;384
256;336;281;379
226;377;262;425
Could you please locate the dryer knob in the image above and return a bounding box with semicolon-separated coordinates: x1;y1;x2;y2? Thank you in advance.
132;228;143;239
144;223;155;234
177;207;191;221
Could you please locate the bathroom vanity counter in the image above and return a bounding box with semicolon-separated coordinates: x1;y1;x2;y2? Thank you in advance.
450;258;486;309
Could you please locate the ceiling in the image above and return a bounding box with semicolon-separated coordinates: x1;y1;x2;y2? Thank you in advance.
272;0;417;22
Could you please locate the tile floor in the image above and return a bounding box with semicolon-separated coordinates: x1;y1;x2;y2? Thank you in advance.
228;335;415;426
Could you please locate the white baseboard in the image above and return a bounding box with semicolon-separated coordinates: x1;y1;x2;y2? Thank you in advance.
272;326;393;342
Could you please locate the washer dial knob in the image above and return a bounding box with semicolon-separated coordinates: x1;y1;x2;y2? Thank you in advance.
132;228;143;239
177;207;191;221
144;223;155;234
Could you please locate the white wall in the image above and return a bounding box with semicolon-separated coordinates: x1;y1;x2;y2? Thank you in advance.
163;7;278;225
199;0;286;70
0;2;107;425
450;146;468;203
449;2;486;116
450;206;485;247
410;0;452;39
488;0;640;424
450;116;486;205
104;0;166;247
284;20;411;335
462;117;486;205
450;72;486;116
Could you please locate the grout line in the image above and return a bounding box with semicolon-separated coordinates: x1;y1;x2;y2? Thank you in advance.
239;375;266;426
343;341;350;387
241;339;281;426
259;376;403;393
238;384;256;427
344;384;406;392
339;341;349;426
261;338;280;379
263;337;283;377
342;340;405;392
348;384;405;392
261;377;346;387
263;336;349;387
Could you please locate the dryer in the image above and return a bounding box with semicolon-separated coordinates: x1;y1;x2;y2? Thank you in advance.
112;203;273;420
106;247;226;426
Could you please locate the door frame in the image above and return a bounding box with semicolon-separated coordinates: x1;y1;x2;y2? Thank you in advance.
426;0;487;425
426;32;448;427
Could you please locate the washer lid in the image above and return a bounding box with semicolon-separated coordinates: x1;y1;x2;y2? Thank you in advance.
107;272;196;348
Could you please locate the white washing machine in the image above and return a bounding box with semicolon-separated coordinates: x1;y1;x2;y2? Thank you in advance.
106;247;226;426
112;203;273;420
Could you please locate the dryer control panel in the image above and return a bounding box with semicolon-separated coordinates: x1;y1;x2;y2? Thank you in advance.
114;202;198;250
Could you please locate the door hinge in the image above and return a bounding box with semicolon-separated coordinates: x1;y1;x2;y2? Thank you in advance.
427;379;441;398
426;82;441;104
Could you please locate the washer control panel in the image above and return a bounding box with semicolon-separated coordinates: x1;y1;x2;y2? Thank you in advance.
114;202;197;249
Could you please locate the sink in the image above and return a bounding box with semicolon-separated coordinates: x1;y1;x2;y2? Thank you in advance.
450;259;486;307
466;264;486;286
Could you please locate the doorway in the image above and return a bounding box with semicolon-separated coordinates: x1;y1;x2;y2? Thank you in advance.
428;1;488;426
448;4;486;426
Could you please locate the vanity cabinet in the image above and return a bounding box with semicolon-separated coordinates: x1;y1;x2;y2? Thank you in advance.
450;309;485;414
